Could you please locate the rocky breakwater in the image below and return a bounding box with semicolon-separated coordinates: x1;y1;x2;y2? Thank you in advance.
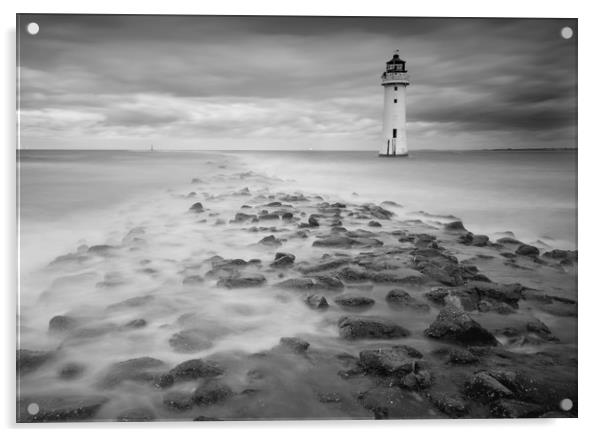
17;165;577;421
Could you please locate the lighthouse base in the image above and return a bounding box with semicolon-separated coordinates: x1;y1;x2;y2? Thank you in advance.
378;153;409;158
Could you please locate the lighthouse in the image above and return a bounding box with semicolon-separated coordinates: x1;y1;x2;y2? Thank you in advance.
380;51;410;157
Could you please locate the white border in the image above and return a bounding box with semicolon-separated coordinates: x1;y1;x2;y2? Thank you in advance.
2;1;600;436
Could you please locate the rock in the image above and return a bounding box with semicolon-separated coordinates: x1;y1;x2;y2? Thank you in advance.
360;204;394;220
471;235;489;247
276;276;343;291
312;235;383;249
429;392;469;418
281;212;294;220
467;281;522;307
448;348;479;364
87;245;117;256
358;346;421;375
497;237;523;245
17;349;54;375
189;202;204;213
169;329;212;353
400;369;433;390
424;306;498;346
305;294;329;309
465;371;513;401
386;289;430;312
232;212;257;223
271;252;295;268
478;300;515;314
217;273;266;288
338;316;410;340
183;275;204;285
276;277;315;290
298;257;351;274
192;380;234;405
279;337;310;353
48;315;79;335
17;394;109;422
308;215;320;227
259;213;280;220
163;391;194;411
258;235;282;247
169;359;224;381
116;407;155;422
59;362;85;380
124;318;147;329
490;399;546;418
97;357;166;388
526;319;559;342
334;295;375;309
516;244;540;256
368;221;382;227
542;249;577;263
444;221;466;232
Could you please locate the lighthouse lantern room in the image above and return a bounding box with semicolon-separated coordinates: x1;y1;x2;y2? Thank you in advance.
380;50;410;157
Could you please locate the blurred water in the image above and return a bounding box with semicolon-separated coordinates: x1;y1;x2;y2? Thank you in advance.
16;149;577;420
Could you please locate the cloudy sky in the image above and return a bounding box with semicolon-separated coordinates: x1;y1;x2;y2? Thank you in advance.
18;15;577;150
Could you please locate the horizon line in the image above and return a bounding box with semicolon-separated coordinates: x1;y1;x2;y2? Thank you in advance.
17;147;578;153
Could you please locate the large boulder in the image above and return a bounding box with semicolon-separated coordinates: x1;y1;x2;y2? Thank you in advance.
338;316;410;340
424;306;498;346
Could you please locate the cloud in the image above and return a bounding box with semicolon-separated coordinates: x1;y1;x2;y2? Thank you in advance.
17;15;577;150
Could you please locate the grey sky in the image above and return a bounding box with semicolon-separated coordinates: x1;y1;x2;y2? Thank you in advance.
17;15;577;150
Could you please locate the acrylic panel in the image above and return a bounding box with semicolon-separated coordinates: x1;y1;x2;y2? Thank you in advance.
16;14;577;422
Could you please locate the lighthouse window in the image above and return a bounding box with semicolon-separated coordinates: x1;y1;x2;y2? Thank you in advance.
393;129;397;138
394;99;397;103
394;86;398;91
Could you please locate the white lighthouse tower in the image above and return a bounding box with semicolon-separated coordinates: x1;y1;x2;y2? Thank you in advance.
380;50;410;157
